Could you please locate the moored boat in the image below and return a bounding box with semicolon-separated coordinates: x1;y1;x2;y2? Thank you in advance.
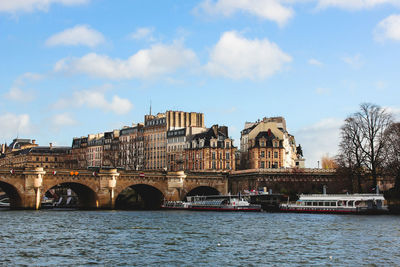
162;195;261;212
280;193;388;214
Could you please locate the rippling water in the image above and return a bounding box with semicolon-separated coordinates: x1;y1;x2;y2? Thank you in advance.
0;210;399;266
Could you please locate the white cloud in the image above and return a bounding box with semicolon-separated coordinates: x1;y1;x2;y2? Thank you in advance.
315;0;400;10
0;0;89;13
54;41;197;79
54;87;133;115
46;25;105;47
130;27;155;41
205;31;291;80
295;118;343;168
342;53;364;69
308;58;323;66
385;106;400;121
374;14;400;42
3;72;43;102
51;113;77;130
4;87;36;102
0;113;32;140
196;0;294;26
315;87;330;95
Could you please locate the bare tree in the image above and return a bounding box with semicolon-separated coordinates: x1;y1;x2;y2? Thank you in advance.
356;103;393;190
384;123;400;192
338;116;367;192
338;103;393;192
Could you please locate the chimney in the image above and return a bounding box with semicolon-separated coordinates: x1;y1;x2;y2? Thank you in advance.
49;143;53;149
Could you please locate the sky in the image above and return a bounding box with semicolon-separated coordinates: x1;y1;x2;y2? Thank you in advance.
1;0;400;168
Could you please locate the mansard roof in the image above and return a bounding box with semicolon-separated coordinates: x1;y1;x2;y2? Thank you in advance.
12;146;70;156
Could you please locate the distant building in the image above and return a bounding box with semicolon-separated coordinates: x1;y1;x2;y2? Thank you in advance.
119;124;144;170
0;139;69;169
239;117;303;169
185;125;236;171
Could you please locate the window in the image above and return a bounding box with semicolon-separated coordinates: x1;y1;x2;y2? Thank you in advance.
260;141;265;147
260;151;265;158
212;161;216;169
212;152;216;160
226;142;230;148
274;152;278;158
268;151;271;158
260;161;265;168
226;152;230;160
226;162;230;169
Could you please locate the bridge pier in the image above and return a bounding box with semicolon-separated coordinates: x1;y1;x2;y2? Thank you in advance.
22;167;46;210
97;169;120;209
166;171;187;201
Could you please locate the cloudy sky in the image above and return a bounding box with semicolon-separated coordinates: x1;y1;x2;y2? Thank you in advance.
1;0;400;167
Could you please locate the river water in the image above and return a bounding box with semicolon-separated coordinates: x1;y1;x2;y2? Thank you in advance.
0;210;399;266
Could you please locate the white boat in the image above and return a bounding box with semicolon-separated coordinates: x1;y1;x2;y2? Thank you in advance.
280;193;388;214
162;195;261;212
0;197;10;208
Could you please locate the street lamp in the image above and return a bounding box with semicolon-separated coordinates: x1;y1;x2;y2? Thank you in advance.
317;160;320;169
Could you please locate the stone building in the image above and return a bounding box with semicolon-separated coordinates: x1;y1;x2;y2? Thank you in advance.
144;113;167;170
70;136;88;169
166;126;207;171
185;125;236;171
119;124;144;170
239;117;302;169
0;139;69;169
103;130;120;168
144;110;206;171
87;133;104;168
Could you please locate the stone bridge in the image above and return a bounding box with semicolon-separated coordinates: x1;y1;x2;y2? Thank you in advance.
0;167;340;210
0;168;229;210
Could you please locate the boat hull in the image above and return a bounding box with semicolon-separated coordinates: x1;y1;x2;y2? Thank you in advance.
279;207;389;215
162;205;261;212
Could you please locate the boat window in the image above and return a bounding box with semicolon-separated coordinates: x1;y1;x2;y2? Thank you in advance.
318;202;323;206
348;201;354;207
324;202;330;206
306;202;312;206
331;202;336;206
313;202;318;206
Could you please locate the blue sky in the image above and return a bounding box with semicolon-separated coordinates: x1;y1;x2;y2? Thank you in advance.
1;0;400;167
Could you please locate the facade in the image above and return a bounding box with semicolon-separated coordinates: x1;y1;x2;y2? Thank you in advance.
119;124;144;170
144;113;167;170
185;125;236;171
0;139;69;169
87;133;104;168
166;126;207;171
143;110;206;171
70;137;88;169
103;130;120;168
239;117;302;169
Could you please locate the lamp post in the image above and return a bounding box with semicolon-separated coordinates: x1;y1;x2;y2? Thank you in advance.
317;160;320;169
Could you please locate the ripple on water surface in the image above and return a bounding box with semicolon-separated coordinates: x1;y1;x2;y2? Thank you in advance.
0;210;399;266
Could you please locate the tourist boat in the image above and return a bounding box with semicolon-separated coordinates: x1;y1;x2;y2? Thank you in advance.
280;193;388;214
162;195;261;212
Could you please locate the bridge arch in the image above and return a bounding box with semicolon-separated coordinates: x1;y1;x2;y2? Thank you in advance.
42;182;98;209
185;186;221;199
0;180;23;209
115;184;165;210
